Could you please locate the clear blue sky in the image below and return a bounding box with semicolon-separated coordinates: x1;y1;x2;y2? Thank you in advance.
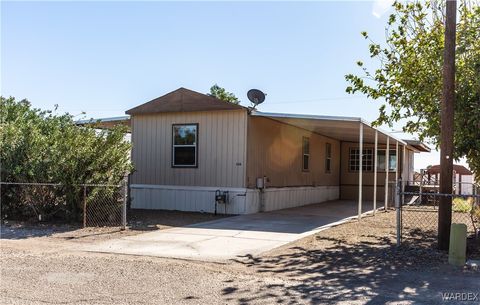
1;1;462;169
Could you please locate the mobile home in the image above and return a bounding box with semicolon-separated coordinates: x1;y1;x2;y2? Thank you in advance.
126;88;429;214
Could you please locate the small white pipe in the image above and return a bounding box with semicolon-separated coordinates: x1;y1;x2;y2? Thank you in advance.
385;137;390;210
373;130;378;215
358;123;363;219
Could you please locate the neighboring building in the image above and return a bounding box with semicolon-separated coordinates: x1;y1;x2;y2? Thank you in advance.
424;164;474;195
125;87;430;214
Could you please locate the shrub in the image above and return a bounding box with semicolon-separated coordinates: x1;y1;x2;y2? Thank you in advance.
0;97;133;221
452;198;472;213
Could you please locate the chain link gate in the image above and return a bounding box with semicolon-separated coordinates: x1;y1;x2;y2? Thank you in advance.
82;182;127;228
395;179;480;247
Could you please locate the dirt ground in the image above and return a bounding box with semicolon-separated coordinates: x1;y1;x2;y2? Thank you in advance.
1;209;228;242
1;210;479;305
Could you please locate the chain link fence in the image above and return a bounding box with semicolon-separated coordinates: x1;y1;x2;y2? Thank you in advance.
82;184;127;227
0;181;127;228
396;180;480;248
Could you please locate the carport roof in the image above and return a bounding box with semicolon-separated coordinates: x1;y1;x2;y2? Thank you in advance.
75;110;429;150
251;111;407;145
76;116;131;131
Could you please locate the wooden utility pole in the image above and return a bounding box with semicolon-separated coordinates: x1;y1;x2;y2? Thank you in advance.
438;0;457;251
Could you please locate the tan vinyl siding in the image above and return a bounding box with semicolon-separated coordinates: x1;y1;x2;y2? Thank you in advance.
246;116;340;188
130;110;247;187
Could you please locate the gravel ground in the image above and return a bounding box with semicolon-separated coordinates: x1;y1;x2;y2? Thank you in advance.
1;209;228;242
1;210;479;305
128;209;229;231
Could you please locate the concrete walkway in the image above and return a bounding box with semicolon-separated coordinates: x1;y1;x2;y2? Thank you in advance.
83;200;375;262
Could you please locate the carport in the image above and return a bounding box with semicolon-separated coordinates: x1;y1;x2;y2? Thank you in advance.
252;111;409;218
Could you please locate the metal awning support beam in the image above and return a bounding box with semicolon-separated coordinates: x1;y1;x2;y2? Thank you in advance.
358;122;363;219
395;140;399;207
402;144;406;181
373;130;378;215
385;137;390;210
396;141;399;181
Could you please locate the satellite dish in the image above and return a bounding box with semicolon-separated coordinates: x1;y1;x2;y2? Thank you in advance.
247;89;266;108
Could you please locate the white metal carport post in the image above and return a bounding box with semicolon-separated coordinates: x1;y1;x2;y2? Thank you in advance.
395;141;399;207
402;144;406;181
384;137;390;210
358;123;363;219
373;130;378;215
396;141;399;181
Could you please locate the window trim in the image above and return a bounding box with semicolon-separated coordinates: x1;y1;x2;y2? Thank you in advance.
171;123;199;168
348;147;373;172
302;136;310;172
325;142;332;173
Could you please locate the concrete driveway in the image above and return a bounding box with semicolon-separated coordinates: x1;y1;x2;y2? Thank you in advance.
83;200;375;262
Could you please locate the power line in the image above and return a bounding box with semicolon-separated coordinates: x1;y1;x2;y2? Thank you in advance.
268;96;366;105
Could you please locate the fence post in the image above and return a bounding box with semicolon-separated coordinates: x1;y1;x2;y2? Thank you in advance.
83;185;87;228
396;178;402;247
419;169;423;205
122;177;127;230
475;184;478;207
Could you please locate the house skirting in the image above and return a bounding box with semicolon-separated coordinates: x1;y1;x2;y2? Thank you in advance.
130;184;339;214
260;186;339;212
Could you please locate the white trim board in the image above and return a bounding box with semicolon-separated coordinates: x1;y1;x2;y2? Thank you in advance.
130;184;248;193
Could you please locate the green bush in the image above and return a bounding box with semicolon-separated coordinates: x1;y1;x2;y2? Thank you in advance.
0;97;133;221
452;198;472;213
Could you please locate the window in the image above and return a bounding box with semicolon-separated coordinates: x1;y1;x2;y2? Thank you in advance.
325;143;332;173
349;148;373;171
172;124;198;167
377;149;397;171
302;137;310;171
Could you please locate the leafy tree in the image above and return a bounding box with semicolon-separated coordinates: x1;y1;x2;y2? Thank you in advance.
208;84;240;104
0;97;133;220
345;1;480;178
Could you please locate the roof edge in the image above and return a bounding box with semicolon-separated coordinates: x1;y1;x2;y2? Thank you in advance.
126;87;246;115
76;116;130;125
403;139;431;152
251;111;407;145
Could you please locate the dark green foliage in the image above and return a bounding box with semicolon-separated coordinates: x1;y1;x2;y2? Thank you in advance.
0;97;132;221
346;1;480;178
208;84;240;104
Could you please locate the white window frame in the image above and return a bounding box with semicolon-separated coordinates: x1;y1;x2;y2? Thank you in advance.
325;142;332;173
302;137;310;171
376;149;397;172
172;123;198;168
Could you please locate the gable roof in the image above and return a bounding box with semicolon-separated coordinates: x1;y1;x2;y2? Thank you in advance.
426;164;472;176
126;87;245;115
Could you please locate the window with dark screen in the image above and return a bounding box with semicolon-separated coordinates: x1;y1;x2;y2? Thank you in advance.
172;124;198;167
